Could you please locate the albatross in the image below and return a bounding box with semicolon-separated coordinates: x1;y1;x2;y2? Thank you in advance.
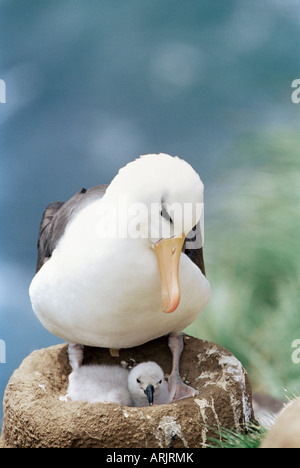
29;153;211;401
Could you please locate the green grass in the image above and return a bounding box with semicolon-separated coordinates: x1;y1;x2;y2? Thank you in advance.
208;424;267;449
186;129;300;400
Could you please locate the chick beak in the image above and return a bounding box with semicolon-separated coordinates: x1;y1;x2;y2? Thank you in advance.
144;384;155;406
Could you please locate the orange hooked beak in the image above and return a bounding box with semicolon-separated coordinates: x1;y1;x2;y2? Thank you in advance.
154;235;186;314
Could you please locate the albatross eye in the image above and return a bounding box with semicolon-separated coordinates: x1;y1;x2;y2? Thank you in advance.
160;205;173;224
158;380;162;384
137;378;141;384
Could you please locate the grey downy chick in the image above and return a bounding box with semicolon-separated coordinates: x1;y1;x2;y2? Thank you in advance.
67;364;133;405
128;361;171;407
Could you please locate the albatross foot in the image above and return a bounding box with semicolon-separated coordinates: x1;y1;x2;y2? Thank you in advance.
168;372;199;402
168;332;199;402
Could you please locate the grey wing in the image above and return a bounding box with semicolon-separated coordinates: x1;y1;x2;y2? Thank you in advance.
36;200;65;272
35;185;108;272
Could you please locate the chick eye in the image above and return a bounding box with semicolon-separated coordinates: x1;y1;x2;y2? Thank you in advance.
137;378;141;384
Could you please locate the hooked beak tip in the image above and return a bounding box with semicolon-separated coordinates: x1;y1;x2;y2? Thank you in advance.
144;384;155;406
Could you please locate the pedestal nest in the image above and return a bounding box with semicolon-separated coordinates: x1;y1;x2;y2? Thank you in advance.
0;335;255;448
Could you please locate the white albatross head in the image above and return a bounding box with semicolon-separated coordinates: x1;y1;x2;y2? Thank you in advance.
128;361;170;406
103;153;204;314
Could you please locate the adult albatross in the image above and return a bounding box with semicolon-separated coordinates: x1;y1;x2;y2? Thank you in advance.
29;153;211;401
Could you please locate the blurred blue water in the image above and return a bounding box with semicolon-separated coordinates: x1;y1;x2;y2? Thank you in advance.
0;0;299;431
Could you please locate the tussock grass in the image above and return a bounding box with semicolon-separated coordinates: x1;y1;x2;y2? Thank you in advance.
208;424;267;449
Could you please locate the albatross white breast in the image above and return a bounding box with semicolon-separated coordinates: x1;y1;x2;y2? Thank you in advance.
29;153;211;349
